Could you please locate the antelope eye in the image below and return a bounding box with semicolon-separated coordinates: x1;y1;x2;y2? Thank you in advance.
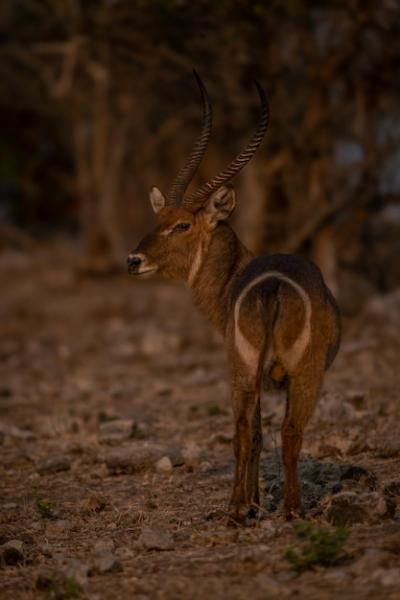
173;222;191;232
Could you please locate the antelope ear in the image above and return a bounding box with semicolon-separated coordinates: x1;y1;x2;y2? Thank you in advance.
150;187;166;214
203;185;236;230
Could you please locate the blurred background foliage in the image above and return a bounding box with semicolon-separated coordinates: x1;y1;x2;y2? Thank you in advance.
1;0;400;310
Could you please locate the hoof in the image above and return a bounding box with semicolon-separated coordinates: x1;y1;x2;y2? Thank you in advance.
227;505;260;527
284;505;305;521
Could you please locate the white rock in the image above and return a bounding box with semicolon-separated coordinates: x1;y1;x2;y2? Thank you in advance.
155;456;173;474
182;441;202;467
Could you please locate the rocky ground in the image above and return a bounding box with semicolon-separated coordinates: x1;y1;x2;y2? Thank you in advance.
0;244;399;599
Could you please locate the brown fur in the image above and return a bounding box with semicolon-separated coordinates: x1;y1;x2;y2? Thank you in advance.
128;185;340;521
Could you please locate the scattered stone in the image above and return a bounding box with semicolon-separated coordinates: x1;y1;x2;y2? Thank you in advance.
111;342;136;359
209;432;232;445
33;416;69;439
325;488;395;526
36;455;71;475
91;553;121;574
104;443;166;475
191;529;239;547
168;446;185;467
182;441;202;468
91;538;121;574
199;460;212;472
376;568;400;587
0;423;35;441
93;539;115;555
275;571;297;583
45;520;72;538
350;549;392;577
98;419;136;444
138;527;174;551
115;547;134;560
1;539;24;565
384;480;400;514
63;559;90;586
340;465;377;491
325;492;368;526
254;574;282;594
84;492;107;514
155;456;173;474
373;439;400;458
344;389;366;409
323;569;352;584
140;327;181;357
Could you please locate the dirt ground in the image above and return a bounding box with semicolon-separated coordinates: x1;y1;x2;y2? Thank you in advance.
1;244;400;600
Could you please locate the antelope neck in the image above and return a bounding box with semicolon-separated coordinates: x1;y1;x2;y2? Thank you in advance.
189;225;252;333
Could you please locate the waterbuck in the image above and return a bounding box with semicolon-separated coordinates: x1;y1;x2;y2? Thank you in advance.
128;72;340;521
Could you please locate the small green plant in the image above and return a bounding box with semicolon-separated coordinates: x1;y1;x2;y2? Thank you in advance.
35;496;58;520
207;403;227;417
284;520;349;572
97;410;118;423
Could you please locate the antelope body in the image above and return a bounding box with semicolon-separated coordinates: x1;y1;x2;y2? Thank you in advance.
128;73;340;520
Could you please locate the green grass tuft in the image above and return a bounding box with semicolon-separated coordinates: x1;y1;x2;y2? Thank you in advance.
284;520;349;572
37;573;83;599
35;496;58;520
207;403;228;417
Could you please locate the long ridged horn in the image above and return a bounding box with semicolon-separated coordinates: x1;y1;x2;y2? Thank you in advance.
183;80;269;210
165;70;212;205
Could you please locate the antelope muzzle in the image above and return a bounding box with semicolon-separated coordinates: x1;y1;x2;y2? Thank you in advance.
127;252;158;276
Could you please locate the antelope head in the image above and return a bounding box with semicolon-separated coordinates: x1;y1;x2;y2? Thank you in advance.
127;71;269;282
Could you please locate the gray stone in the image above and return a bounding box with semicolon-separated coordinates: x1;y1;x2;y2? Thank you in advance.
325;491;369;526
98;419;136;444
115;547;134;560
377;568;400;587
90;538;121;574
93;539;115;556
91;553;121;574
63;559;90;586
45;520;72;538
138;527;174;551
351;549;392;577
1;539;24;565
0;423;35;441
182;441;202;468
254;574;283;594
140;327;181;357
104;443;165;474
36;455;71;475
209;432;232;445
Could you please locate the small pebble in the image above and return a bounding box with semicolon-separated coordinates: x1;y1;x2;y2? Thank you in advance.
138;527;174;551
36;455;71;475
155;456;173;474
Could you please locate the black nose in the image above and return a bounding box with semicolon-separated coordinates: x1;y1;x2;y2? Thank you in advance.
127;255;142;268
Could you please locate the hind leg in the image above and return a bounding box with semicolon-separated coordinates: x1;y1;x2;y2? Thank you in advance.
282;362;324;519
230;375;262;519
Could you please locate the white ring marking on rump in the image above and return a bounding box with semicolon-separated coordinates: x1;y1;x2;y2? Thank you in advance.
234;271;312;371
